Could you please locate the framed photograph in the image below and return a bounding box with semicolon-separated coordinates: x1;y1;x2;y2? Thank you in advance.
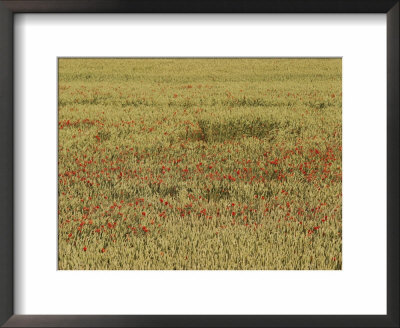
0;0;398;327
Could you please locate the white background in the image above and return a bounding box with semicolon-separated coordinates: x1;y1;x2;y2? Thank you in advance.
14;14;387;315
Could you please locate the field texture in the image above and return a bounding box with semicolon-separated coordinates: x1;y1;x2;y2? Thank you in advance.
58;58;342;270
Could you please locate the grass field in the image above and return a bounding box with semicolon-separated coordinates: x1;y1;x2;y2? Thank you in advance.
58;58;342;270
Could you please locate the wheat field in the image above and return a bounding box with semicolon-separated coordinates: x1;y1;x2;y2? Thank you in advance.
58;58;342;270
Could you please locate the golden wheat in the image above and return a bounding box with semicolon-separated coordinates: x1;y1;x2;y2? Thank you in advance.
58;58;342;270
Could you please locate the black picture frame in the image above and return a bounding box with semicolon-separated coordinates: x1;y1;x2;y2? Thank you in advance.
0;1;398;327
